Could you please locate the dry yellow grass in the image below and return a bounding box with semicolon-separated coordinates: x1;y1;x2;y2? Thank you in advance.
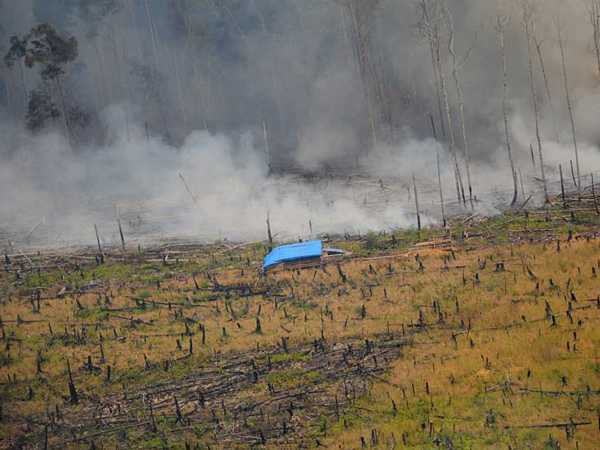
1;222;600;448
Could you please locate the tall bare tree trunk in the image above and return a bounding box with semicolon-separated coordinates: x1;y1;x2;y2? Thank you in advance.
413;174;421;233
557;19;581;197
366;46;392;148
437;147;446;226
108;25;130;139
263;119;272;171
144;0;161;70
17;58;28;108
122;42;137;138
340;0;349;47
523;1;549;203
54;76;73;151
216;0;262;127
496;15;518;206
347;0;378;147
173;49;188;134
191;59;208;128
587;1;600;128
207;56;212;119
126;0;151;121
3;70;14;125
420;0;446;139
7;68;22;118
533;36;559;143
435;17;465;205
90;37;109;106
128;0;144;62
447;12;475;207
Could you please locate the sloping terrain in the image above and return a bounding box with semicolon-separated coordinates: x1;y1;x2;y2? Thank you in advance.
1;204;600;449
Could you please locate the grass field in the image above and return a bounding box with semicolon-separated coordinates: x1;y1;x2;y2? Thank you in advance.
1;205;600;449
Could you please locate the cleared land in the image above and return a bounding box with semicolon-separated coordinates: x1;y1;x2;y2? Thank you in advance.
1;203;600;449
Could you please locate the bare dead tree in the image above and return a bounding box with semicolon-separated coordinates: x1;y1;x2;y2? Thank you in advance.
346;0;394;150
437;146;446;226
522;0;549;203
128;0;143;62
587;1;600;93
173;49;188;134
556;17;581;197
263;119;272;171
114;204;125;250
107;24;131;140
494;14;519;206
2;69;13;124
446;5;477;207
346;0;382;147
94;224;103;259
418;0;446;139
144;0;161;70
266;212;273;247
532;34;559;143
88;38;109;107
519;168;526;199
413;174;421;233
592;173;600;215
427;3;465;204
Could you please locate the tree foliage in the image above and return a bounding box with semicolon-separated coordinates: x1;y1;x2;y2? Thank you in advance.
22;24;78;81
3;35;28;68
5;24;78;80
25;88;60;133
4;23;80;145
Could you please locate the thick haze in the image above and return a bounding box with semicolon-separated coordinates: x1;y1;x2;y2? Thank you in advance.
0;0;599;249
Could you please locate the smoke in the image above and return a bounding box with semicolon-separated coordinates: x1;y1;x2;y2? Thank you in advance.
0;106;417;249
1;0;600;249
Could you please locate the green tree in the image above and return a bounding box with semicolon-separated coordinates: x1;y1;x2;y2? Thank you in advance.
25;87;60;133
4;24;79;148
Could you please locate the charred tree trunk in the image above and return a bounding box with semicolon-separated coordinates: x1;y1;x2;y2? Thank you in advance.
413;175;421;234
266;212;273;247
66;359;78;405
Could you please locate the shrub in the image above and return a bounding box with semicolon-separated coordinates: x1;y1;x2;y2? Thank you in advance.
365;232;381;250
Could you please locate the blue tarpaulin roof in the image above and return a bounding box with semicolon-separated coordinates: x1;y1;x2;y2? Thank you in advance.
262;241;322;269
